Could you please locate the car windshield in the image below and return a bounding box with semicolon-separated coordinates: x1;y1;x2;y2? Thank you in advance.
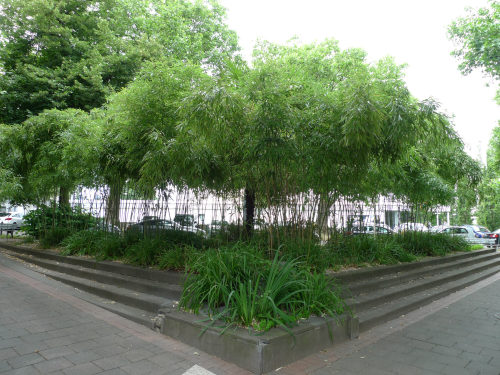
0;212;11;217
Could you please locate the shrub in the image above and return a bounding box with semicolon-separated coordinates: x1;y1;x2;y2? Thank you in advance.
325;232;469;267
62;230;125;259
157;245;194;270
23;205;96;239
40;227;74;248
179;245;345;332
278;239;329;272
394;232;469;256
124;238;166;267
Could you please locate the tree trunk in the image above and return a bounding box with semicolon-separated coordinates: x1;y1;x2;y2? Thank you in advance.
316;193;331;241
106;180;124;227
244;187;255;237
58;186;70;208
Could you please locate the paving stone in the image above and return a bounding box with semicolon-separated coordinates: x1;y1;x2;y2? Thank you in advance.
64;351;102;365
465;360;500;375
122;349;153;362
33;357;73;373
39;347;76;360
62;362;102;375
4;365;41;375
121;359;163;375
0;348;18;361
0;359;12;372
431;344;462;357
439;364;475;375
93;355;132;371
7;353;44;369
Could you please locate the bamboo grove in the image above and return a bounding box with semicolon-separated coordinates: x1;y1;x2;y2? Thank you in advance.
0;0;484;243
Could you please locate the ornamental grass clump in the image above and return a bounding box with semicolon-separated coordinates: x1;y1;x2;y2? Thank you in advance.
62;230;125;259
179;244;345;333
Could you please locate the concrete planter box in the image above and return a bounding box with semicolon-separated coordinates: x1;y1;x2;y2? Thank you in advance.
153;306;357;374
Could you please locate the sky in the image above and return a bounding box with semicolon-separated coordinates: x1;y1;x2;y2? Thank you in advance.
218;0;499;164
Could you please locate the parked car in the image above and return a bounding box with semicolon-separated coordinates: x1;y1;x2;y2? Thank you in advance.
396;222;428;232
349;224;394;235
209;220;229;234
0;212;24;232
489;228;500;246
126;219;174;235
92;220;122;234
173;214;206;236
430;225;448;233
439;225;496;247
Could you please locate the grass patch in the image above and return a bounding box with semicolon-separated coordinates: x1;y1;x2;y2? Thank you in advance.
469;244;484;250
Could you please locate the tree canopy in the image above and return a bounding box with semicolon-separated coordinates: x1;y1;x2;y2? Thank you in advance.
448;0;500;81
0;0;240;124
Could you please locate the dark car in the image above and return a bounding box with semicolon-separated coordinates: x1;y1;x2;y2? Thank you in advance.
126;219;174;235
349;225;394;235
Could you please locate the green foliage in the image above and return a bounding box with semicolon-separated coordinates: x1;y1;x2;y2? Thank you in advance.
0;167;20;201
449;1;500;80
476;126;500;230
22;205;96;239
326;232;469;266
1;109;99;205
157;245;194;271
39;227;74;248
124;238;166;267
0;0;240;124
62;230;125;259
62;229;193;269
393;232;469;257
179;246;345;332
469;244;484;250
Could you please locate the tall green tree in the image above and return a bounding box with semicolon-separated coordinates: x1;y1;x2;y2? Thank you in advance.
476;127;500;229
1;109;99;206
0;0;239;124
449;0;500;81
176;41;463;236
449;1;500;228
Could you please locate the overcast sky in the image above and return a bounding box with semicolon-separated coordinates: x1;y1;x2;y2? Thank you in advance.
219;0;499;163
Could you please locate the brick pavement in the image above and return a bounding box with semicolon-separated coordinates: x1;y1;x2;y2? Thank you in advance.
1;251;499;375
0;254;250;375
280;272;500;375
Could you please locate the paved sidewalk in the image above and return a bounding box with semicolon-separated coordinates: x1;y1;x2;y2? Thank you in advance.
1;251;499;375
0;253;249;375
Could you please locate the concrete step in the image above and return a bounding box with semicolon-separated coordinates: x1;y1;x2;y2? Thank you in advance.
331;249;496;285
29;265;173;313
81;296;158;328
344;251;500;296
0;241;184;285
357;266;499;332
346;256;500;312
6;251;182;300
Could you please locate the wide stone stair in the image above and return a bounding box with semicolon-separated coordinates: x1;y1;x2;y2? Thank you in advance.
0;241;183;327
332;248;500;333
1;241;499;373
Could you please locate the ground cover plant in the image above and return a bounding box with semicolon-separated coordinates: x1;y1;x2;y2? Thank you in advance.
58;227;472;271
325;232;470;267
179;244;346;333
22;205;97;247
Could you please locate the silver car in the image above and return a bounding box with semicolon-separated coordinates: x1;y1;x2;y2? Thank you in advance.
440;225;496;246
0;212;24;231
